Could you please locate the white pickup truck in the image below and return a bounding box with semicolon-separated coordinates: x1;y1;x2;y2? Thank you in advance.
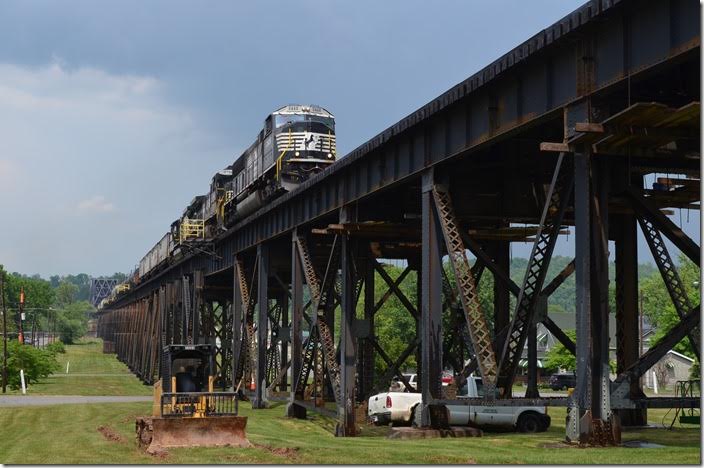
368;376;550;433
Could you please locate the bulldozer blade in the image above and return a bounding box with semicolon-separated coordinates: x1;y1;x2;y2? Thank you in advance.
143;416;251;452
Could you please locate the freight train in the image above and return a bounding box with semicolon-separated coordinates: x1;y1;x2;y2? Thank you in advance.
100;105;336;307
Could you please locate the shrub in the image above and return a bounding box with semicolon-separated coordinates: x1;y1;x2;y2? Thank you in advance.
6;341;60;390
46;341;66;355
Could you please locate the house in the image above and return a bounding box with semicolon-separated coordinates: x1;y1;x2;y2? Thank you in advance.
643;350;696;390
520;312;695;388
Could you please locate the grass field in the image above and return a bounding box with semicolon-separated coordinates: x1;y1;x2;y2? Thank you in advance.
0;338;699;464
9;339;151;396
0;401;699;464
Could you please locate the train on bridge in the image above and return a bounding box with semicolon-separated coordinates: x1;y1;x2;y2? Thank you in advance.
99;104;337;309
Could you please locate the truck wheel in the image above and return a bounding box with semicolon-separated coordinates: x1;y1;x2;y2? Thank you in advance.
517;413;541;433
411;405;421;428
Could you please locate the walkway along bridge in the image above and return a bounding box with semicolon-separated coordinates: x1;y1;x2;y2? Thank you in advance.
97;0;701;443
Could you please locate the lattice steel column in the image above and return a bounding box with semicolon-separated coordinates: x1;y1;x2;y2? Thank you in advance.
232;260;243;392
432;181;497;391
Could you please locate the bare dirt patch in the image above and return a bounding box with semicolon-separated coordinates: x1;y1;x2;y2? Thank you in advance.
97;425;125;443
147;447;170;458
254;443;300;457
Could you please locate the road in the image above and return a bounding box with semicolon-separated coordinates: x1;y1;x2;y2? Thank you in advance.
0;395;151;407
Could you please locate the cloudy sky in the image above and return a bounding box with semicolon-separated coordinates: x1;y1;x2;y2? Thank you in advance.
0;1;698;278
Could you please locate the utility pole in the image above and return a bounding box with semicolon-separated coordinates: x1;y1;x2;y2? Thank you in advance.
1;272;7;393
18;287;25;344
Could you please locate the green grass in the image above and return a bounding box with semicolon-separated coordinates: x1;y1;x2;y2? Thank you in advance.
0;402;699;464
1;340;698;464
9;338;151;396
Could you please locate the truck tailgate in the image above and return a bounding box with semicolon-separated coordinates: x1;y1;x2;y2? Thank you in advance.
368;393;388;416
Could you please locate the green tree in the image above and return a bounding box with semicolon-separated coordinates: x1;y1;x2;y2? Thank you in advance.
544;329;577;372
3;272;55;312
645;254;699;360
55;281;79;308
57;300;93;344
371;264;418;379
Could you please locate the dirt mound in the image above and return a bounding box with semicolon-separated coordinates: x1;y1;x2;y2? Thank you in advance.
97;425;125;443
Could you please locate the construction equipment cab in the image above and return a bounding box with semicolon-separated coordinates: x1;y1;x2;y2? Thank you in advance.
136;344;249;452
157;344;215;414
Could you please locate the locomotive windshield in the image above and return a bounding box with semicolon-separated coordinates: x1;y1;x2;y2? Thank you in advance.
274;114;334;130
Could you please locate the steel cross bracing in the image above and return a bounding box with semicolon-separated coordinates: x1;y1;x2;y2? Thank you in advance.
432;185;497;388
293;235;343;405
265;302;282;386
612;305;701;399
442;261;484;373
639;216;700;360
497;153;574;393
234;256;258;387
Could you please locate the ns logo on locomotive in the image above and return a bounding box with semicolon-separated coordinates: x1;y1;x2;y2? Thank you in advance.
98;105;336;308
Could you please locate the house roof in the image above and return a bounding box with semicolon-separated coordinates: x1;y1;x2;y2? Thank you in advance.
667;350;695;363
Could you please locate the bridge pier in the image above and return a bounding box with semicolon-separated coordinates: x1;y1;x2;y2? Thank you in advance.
252;243;269;409
419;169;446;428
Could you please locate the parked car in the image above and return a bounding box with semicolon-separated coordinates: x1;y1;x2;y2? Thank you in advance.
368;375;551;433
549;373;576;390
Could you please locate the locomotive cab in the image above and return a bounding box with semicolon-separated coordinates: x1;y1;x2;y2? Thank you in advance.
272;105;336;191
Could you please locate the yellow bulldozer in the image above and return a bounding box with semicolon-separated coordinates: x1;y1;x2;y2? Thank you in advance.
136;344;250;452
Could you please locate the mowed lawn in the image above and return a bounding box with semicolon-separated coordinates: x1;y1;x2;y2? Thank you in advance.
0;401;699;464
0;338;699;464
9;339;151;396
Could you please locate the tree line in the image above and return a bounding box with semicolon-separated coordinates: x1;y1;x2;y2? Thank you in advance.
0;266;124;344
366;254;699;383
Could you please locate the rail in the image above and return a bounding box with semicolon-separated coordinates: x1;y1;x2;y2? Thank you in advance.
160;392;239;418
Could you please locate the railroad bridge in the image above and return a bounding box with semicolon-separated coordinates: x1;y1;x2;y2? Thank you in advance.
97;0;701;443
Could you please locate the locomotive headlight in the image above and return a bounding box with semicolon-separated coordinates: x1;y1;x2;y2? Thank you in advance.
295;151;300;156
327;153;333;159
